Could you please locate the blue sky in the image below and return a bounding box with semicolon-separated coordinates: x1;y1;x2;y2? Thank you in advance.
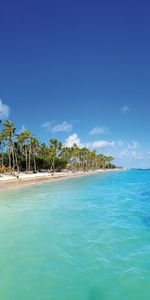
0;0;150;168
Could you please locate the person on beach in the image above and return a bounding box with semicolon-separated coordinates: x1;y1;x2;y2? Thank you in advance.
15;171;20;179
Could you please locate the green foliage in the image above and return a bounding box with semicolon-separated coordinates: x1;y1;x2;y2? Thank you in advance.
0;119;116;173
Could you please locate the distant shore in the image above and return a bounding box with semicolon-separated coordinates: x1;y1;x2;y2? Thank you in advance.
0;169;123;192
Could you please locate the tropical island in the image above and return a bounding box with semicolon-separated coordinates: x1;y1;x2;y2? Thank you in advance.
0;120;117;188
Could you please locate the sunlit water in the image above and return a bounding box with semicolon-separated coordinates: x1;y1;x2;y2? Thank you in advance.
0;170;150;300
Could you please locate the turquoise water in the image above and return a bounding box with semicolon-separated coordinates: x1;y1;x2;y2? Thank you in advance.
0;170;150;300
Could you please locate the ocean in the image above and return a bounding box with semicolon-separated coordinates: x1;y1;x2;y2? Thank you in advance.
0;170;150;299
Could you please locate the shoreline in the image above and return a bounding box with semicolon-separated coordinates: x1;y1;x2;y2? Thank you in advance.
0;169;123;192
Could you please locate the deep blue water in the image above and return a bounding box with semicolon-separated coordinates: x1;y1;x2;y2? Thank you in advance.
0;170;150;299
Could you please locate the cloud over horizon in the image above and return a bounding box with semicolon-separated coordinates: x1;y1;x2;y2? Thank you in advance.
65;133;120;151
87;140;115;149
0;100;10;119
128;140;138;150
65;133;82;147
64;133;147;167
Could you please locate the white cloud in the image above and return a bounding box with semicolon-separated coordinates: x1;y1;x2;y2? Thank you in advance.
65;134;124;151
41;121;73;133
121;105;130;113
131;151;144;160
0;99;10;119
119;149;129;157
65;133;82;148
89;127;109;135
64;133;146;166
87;140;115;149
41;121;51;130
117;140;124;146
119;146;144;161
51;121;72;133
128;140;138;150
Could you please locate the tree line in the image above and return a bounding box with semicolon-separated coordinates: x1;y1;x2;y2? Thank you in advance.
0;120;116;173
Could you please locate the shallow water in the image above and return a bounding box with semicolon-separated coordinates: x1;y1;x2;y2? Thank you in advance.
0;170;150;299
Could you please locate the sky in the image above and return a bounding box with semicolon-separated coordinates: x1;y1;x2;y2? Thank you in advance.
0;0;150;168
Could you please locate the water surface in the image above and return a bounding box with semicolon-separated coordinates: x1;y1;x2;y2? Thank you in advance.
0;170;150;299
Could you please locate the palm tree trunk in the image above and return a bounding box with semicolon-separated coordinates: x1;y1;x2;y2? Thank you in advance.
50;156;55;172
33;156;36;172
25;146;28;171
1;153;3;167
15;152;19;172
11;143;15;172
8;143;11;171
29;150;31;172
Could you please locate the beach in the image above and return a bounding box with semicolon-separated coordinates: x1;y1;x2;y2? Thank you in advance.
0;169;121;191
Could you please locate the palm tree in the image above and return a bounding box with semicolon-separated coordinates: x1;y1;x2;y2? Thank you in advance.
17;130;31;171
105;156;114;168
60;146;72;161
0;119;116;173
3;120;16;172
70;144;80;171
0;132;5;168
80;147;89;171
39;143;49;156
49;138;62;172
13;140;21;171
31;137;39;172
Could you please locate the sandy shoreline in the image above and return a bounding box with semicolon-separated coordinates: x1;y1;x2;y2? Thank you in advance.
0;169;123;192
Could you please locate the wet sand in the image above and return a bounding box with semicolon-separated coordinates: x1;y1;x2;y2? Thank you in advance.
0;169;123;192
